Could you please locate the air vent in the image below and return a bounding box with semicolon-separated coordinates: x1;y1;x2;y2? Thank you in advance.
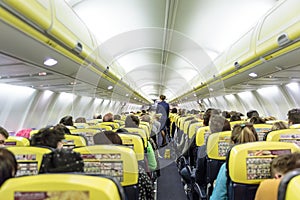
277;33;290;46
74;42;83;53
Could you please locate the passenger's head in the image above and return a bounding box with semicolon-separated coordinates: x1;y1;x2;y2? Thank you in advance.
230;114;241;122
0;127;9;147
93;131;122;145
103;113;114;122
231;123;259;144
209;115;231;133
271;121;288;131
287;108;300;125
59;115;74;126
125;115;140;128
113;114;121;120
140;114;151;123
221;111;231;119
171;108;178;114
270;152;300;179
31;127;65;149
0;148;18;186
75;117;86;123
160;95;166;101
249;116;266;124
247;110;259;119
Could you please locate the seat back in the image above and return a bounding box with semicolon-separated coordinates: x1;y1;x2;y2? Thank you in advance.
205;131;232;195
7;146;52;176
5;136;30;146
73;145;139;200
195;126;210;147
139;123;150;139
253;124;272;141
70;128;99;146
89;123;113;131
101;122;120;129
266;128;300;146
278;169;300;200
63;134;87;149
188;122;203;139
118;133;145;161
123;128;148;148
73;145;139;186
0;174;125;200
227;141;300;200
74;122;90;128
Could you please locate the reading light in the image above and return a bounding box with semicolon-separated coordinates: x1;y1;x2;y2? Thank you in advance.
38;72;47;76
249;72;258;77
44;58;58;66
107;85;113;90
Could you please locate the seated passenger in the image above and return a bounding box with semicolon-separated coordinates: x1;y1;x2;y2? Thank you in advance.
230;113;241;122
31;126;84;173
247;110;259;119
93;130;154;200
250;116;266;124
75;117;87;123
125;115;140;128
271;121;288;131
255;152;300;200
102;113;114;122
0;126;9;147
287;108;300;126
0;148;18;186
210;123;258;200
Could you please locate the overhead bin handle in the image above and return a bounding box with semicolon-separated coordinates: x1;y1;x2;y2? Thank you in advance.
277;33;290;46
74;42;83;53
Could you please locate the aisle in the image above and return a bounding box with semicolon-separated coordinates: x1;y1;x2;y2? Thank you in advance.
156;147;188;200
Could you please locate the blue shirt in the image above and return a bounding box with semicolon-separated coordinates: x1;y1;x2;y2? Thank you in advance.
210;163;228;200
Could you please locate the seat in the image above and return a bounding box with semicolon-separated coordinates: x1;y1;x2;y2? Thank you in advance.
195;126;210;147
70;128;99;146
188;122;203;139
227;141;300;200
101;122;120;129
89;123;113;131
118;133;145;161
278;168;300;200
6;146;52;176
73;145;139;200
63;134;87;149
253;124;272;141
74;122;90;128
265;128;300;146
205;131;232;197
5;136;30;146
123;127;148;148
139;123;150;139
0;174;125;200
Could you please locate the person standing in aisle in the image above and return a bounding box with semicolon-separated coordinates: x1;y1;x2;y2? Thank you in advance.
157;95;170;147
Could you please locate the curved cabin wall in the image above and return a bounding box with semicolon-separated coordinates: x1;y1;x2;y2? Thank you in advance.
0;84;141;133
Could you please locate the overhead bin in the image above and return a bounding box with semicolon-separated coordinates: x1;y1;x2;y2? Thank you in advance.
255;0;300;57
1;0;52;30
50;0;96;61
225;27;256;71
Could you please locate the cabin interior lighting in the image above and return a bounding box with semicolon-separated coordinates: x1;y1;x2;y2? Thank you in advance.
44;58;58;66
286;82;299;91
38;72;47;76
107;85;113;90
249;72;257;77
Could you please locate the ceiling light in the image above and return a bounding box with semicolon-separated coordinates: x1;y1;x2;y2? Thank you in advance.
70;82;77;85
125;94;129;97
44;58;58;66
107;85;113;90
193;94;197;97
38;72;47;76
249;72;258;77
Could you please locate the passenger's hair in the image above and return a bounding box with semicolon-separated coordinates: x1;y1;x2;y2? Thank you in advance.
75;117;86;123
140;114;151;123
221;111;231;119
103;113;114;122
287;108;300;124
59;115;74;126
270;152;300;178
53;124;71;134
230;114;241;122
171;108;178;113
0;126;9;139
31;127;65;149
247;110;259;118
93;131;122;145
0;148;18;186
160;95;166;101
250;116;266;124
125;115;140;128
271;121;288;131
209;115;231;133
231;123;258;144
113;114;121;120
